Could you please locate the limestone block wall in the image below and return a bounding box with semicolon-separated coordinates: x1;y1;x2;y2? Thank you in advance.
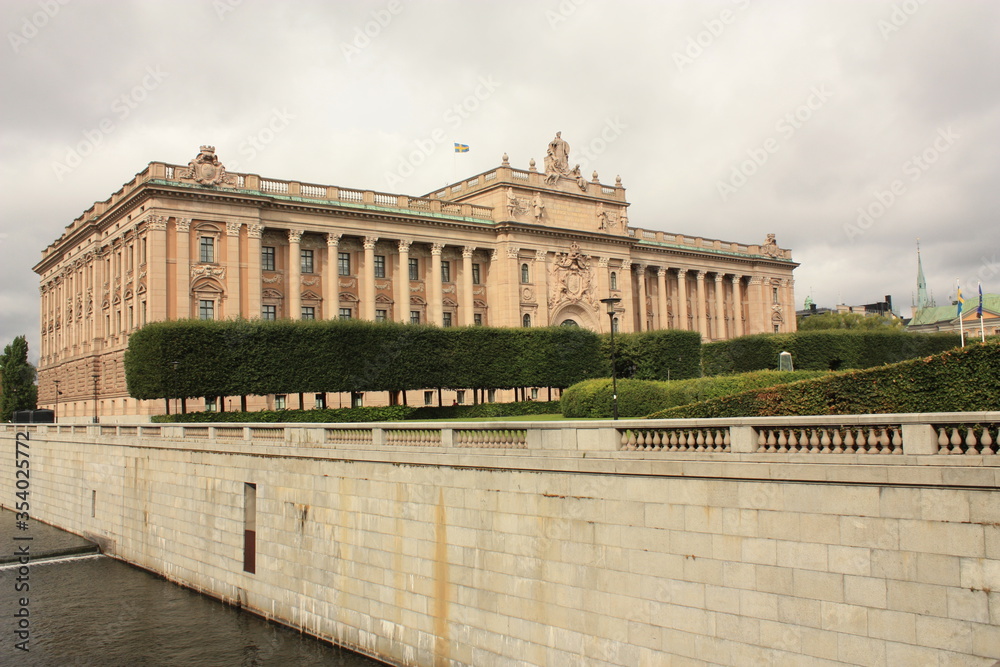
0;422;998;666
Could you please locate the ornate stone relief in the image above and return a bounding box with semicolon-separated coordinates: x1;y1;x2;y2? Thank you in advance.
226;221;242;236
262;274;282;284
339;278;357;288
375;281;390;290
146;215;168;231
191;265;225;279
548;242;598;312
302;277;319;286
761;234;781;257
262;231;285;246
177;146;238;187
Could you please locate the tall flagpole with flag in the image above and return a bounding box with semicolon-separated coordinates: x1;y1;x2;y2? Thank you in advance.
978;282;985;342
956;280;965;347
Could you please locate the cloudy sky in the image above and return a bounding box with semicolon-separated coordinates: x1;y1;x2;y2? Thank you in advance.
2;0;998;358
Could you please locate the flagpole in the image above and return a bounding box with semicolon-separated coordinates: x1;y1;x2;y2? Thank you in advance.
980;282;986;343
957;279;965;347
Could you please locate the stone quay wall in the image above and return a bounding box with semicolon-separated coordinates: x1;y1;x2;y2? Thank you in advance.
1;414;998;666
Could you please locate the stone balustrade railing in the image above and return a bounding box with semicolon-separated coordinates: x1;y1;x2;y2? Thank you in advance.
7;412;998;457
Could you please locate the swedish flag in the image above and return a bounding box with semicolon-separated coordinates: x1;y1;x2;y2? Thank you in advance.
454;143;469;153
957;285;964;315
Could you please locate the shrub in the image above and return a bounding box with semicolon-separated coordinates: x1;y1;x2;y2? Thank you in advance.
408;401;560;420
151;405;415;423
649;339;1000;418
606;329;702;381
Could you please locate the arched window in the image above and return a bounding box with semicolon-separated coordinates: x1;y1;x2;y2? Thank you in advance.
522;313;531;327
560;319;578;327
610;271;617;290
521;263;530;284
612;317;619;333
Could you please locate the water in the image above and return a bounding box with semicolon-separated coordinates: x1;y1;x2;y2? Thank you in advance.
0;523;386;666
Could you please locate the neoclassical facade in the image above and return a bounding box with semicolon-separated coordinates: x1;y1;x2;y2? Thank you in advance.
35;138;797;420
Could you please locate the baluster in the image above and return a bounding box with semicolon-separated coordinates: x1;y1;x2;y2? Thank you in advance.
775;430;787;453
695;430;706;452
627;430;637;449
818;429;830;452
788;430;799;451
842;429;854;452
965;428;979;455
878;428;890;452
652;431;662;448
830;429;842;454
855;429;866;453
937;427;949;452
891;428;903;454
723;429;731;448
620;430;630;449
864;428;878;453
757;430;767;452
981;428;995;455
716;430;726;451
668;431;679;450
950;428;963;454
766;430;777;453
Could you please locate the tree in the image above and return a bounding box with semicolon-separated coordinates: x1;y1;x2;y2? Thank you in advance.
797;312;902;331
0;335;38;421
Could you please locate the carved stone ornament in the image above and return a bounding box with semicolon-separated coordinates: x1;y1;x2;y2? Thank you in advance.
548;242;598;312
339;278;357;288
761;233;781;257
178;146;238;187
262;274;282;284
191;265;226;279
302;277;319;286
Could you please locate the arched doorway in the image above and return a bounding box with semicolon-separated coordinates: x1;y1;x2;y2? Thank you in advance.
549;304;599;332
560;319;579;327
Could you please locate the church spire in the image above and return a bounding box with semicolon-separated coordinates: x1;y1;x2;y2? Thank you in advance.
915;239;930;310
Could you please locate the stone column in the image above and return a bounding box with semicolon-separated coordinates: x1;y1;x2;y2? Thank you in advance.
175;218;191;320
748;275;765;334
225;222;241;319
93;249;104;344
534;249;549;327
430;243;444;325
596;258;611;331
247;224;263;319
714;274;726;340
117;240;127;335
362;235;378;321
506;245;520;327
619;259;634;332
696;271;708;340
130;230;140;331
146;216;168;323
325;233;340;320
635;264;647;331
396;239;410;322
781;278;795;332
676;269;689;331
461;246;475;326
656;267;669;330
287;230;302;320
731;275;744;337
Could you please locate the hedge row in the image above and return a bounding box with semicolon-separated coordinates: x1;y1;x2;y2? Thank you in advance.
604;329;702;381
151;405;415;423
701;330;961;375
408;401;560;420
561;370;826;419
126;319;603;400
648;340;1000;418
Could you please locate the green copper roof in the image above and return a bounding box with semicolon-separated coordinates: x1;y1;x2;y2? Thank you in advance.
909;293;1000;325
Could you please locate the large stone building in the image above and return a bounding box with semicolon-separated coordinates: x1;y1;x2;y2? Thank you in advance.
34;136;798;420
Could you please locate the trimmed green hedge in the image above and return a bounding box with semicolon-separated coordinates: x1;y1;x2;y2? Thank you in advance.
701;330;962;375
409;401;560;420
649;339;1000;418
151;405;415;423
126;319;602;400
561;371;825;419
604;329;702;381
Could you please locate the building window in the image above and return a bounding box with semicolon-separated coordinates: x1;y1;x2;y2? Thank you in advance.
424;390;434;406
128;305;134;330
522;313;531;327
408;258;419;281
474;313;483;326
612;317;619;333
338;252;351;276
610;271;618;290
141;238;147;265
375;309;387;322
199;300;214;320
472;263;481;285
410;311;420;324
442;312;453;327
301;306;315;320
314;393;325;409
488;389;496;402
261;246;275;271
531;388;539;400
441;261;451;283
301;249;314;274
521;263;530;284
262;305;276;320
456;390;466;405
374;255;386;278
205;397;217;412
274;394;286;410
772;287;780;304
141;301;147;326
339;308;352;320
774;324;780;333
200;236;215;263
351;392;363;408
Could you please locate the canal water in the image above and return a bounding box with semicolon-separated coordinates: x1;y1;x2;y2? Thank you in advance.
0;514;386;666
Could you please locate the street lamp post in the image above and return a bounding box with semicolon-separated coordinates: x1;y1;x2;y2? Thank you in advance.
53;379;61;423
600;296;622;420
91;373;99;424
